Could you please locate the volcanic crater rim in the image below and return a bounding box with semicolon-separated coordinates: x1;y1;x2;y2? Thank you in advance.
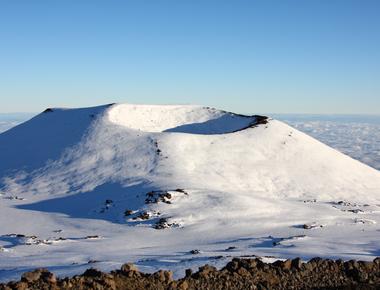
107;104;266;135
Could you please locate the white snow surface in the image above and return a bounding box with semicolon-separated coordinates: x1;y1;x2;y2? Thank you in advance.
0;104;380;282
280;118;380;171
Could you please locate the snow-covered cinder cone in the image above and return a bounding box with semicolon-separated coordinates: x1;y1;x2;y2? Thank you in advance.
0;103;379;282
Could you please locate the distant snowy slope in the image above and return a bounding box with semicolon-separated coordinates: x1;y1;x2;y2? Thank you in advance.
275;115;380;171
1;104;378;200
0;104;380;282
2;112;379;171
0;106;109;176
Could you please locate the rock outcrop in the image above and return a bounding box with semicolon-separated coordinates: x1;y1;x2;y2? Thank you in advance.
2;257;380;290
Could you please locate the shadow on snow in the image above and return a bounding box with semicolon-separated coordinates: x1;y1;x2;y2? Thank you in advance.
16;182;160;225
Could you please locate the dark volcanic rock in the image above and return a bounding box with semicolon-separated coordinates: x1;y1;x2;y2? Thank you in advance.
2;257;380;289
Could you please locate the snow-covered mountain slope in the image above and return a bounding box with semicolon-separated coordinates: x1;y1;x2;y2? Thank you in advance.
0;103;380;281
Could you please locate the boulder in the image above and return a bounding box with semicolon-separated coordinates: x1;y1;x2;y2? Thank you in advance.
21;269;48;283
83;268;102;278
120;263;138;273
291;258;302;270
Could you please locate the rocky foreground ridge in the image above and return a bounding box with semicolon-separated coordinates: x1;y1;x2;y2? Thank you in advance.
1;257;380;290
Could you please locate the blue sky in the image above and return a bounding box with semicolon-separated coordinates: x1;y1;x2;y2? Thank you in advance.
0;0;379;114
